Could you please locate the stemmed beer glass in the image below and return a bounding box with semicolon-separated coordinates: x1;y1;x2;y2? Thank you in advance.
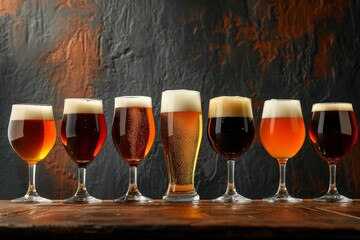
260;99;305;203
207;96;255;203
8;104;56;203
112;96;155;203
309;103;358;202
60;98;106;204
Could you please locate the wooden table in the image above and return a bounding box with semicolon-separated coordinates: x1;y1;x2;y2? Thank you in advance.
0;200;359;239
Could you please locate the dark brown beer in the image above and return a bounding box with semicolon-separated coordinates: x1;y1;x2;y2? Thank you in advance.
61;113;106;168
309;110;358;164
208;117;255;159
9;119;56;164
112;107;155;166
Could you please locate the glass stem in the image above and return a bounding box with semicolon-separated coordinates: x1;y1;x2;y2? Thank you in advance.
327;164;338;195
75;167;89;197
226;159;237;194
276;159;289;196
127;166;139;195
26;164;39;197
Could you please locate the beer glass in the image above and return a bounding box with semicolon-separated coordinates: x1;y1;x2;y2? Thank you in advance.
112;96;155;203
161;90;202;202
309;103;358;202
8;104;56;203
260;99;305;203
207;96;255;203
60;98;106;204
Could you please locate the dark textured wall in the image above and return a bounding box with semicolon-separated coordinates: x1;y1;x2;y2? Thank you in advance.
0;0;359;200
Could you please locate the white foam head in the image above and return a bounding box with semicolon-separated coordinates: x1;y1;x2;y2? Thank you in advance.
208;96;253;118
262;99;303;118
312;102;353;112
161;90;201;113
115;96;152;108
63;98;104;114
10;104;54;120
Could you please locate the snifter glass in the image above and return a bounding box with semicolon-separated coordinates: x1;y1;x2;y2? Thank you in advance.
260;99;305;203
112;96;155;203
207;96;255;203
309;102;358;202
8;104;56;203
161;90;202;202
60;98;106;204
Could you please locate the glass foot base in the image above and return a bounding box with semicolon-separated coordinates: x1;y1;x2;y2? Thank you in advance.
212;192;251;203
263;194;302;203
314;193;352;203
163;191;200;203
11;195;52;204
63;194;102;204
114;192;153;203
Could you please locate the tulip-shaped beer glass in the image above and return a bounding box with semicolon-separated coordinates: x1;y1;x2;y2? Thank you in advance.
309;103;357;202
207;96;255;203
112;96;155;203
8;104;56;203
260;99;305;203
60;98;106;204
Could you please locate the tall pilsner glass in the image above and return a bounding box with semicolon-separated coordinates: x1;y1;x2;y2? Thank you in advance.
207;96;255;203
8;104;56;203
309;103;358;202
60;98;106;204
161;90;202;202
112;96;155;203
260;99;305;203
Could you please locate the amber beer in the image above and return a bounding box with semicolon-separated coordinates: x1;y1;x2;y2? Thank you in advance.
309;103;358;164
260;100;305;161
60;99;106;168
161;90;202;202
260;99;305;203
112;96;155;166
208;97;255;159
8;105;56;165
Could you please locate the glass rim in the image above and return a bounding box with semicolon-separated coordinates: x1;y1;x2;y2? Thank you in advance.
209;95;251;101
11;103;53;107
114;96;152;108
312;102;353;105
114;96;151;100
312;102;353;112
162;89;200;94
64;98;103;102
264;99;300;102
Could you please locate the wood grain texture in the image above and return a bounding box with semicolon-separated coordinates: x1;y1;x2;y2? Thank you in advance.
0;200;360;239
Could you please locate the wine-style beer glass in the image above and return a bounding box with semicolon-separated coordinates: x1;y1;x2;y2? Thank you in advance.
309;103;358;202
60;98;106;204
161;90;202;202
112;96;155;203
8;104;56;203
207;96;255;203
260;99;305;203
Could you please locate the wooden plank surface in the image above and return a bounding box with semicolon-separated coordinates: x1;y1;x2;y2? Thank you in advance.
0;200;359;239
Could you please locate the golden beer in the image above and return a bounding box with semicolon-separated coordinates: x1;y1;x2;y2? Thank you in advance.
161;90;202;202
